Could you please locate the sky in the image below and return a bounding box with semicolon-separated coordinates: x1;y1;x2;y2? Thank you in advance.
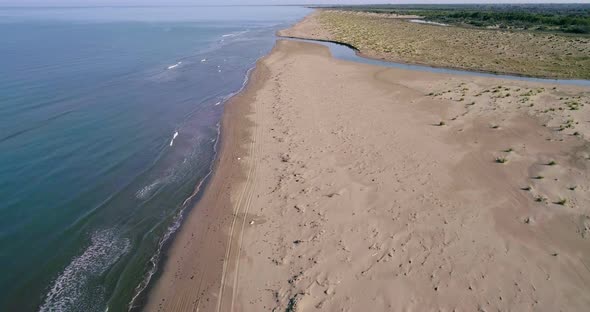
1;0;589;6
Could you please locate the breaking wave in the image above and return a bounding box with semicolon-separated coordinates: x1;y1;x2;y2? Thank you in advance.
169;130;179;147
127;123;221;311
39;229;130;312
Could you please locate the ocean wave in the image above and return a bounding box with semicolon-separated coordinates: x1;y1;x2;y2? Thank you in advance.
126;52;258;310
0;110;74;144
135;130;185;200
221;30;248;38
199;62;258;110
167;62;182;70
126;208;183;311
135;180;161;200
39;229;130;312
127;123;221;311
218;61;257;102
135;173;177;200
169;130;179;147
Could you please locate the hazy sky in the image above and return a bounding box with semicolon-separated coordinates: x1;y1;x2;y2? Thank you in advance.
1;0;589;6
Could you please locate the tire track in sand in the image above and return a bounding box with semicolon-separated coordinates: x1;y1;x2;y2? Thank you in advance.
216;83;263;312
230;82;266;311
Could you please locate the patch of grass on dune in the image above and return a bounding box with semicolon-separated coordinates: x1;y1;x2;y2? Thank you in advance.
318;10;590;79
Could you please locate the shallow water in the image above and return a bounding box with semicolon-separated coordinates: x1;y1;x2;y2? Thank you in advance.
0;6;310;312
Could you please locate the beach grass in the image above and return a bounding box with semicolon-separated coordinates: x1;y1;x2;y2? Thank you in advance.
318;10;590;79
535;195;547;202
495;157;508;164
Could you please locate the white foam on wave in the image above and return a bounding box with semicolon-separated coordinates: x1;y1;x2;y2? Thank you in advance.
169;131;179;147
167;62;182;70
39;229;130;312
136;173;177;200
136;131;183;201
136;180;161;200
127;210;182;311
221;30;248;38
214;101;221;106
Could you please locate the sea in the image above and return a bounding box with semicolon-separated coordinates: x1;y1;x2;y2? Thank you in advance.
0;5;310;312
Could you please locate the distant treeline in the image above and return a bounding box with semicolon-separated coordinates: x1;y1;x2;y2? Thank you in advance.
319;4;590;34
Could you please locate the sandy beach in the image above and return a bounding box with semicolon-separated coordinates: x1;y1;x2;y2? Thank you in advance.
146;19;590;312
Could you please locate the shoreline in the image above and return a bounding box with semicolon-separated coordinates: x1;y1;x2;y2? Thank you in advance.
142;45;271;312
131;55;266;312
128;123;221;311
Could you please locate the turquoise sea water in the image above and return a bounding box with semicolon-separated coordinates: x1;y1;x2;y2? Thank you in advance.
0;6;310;312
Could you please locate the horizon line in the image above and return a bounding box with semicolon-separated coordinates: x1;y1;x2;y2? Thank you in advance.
2;2;590;8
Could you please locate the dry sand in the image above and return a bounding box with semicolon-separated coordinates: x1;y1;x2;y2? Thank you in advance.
145;29;590;312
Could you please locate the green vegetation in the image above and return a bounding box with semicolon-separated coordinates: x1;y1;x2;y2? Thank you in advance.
495;157;508;164
559;119;576;131
321;4;590;34
566;101;581;110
